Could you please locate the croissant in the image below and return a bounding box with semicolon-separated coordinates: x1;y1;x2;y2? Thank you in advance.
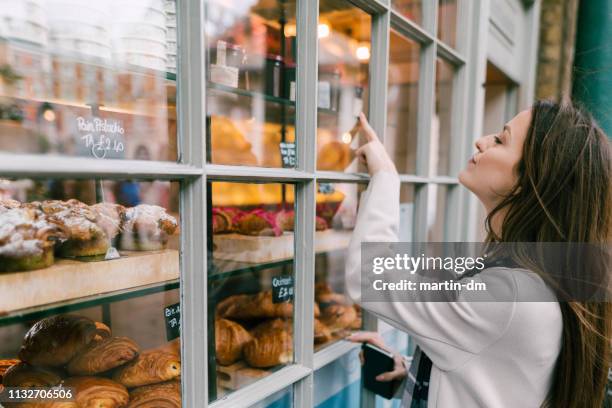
217;291;320;320
1;363;63;387
243;327;292;368
314;319;333;344
319;304;358;332
215;319;251;366
19;315;98;367
63;376;129;408
153;338;180;359
112;350;180;388
0;358;19;378
94;321;112;340
67;337;140;375
127;381;181;408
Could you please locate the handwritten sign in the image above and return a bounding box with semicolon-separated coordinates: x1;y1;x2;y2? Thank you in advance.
76;116;126;159
272;275;294;304
318;183;335;195
164;303;181;341
279;142;296;168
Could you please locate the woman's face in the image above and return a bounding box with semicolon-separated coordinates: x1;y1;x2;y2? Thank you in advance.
458;109;532;210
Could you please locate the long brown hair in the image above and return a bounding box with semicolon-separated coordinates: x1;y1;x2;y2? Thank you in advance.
484;100;611;408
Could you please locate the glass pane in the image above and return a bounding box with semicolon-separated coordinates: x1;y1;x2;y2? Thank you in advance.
208;181;295;401
433;59;454;175
0;177;182;404
0;0;178;160
399;184;416;242
317;0;371;172
391;0;423;25
205;1;297;168
253;385;293;408
438;0;458;48
387;32;420;174
427;184;448;241
314;183;364;350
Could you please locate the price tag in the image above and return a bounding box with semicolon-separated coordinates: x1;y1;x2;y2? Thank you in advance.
279;142;296;168
75;116;126;159
318;183;335;195
272;275;294;304
164;303;181;341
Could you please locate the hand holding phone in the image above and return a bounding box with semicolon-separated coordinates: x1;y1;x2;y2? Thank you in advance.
361;342;405;399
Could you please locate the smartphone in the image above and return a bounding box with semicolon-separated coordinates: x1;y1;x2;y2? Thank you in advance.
362;342;396;399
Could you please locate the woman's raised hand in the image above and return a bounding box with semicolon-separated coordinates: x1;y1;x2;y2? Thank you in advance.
354;112;398;176
348;331;407;383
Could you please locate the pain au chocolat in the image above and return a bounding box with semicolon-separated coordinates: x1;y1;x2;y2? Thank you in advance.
67;337;140;376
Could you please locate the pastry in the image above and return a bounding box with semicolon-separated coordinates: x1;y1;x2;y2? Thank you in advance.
212;208;232;234
0;207;64;272
63;377;129;408
153;338;180;359
94;322;112;340
0;198;21;212
0;358;19;379
2;362;63;387
127;381;181;408
275;210;328;232
112;349;181;388
319;304;358;332
216;291;318;320
90;203;126;243
315;216;328;231
67;337;140;375
235;209;282;237
19;315;99;367
317;141;352;171
35;200;109;257
215;318;251;366
314;319;333;344
244;325;292;368
119;205;178;251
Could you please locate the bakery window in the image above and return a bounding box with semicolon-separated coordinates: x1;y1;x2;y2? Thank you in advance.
386;31;420;175
391;0;423;25
399;184;417;242
427;184;450;241
205;0;298;168
0;0;178;161
0;177;182;406
432;58;455;176
316;0;371;172
438;0;458;49
314;182;365;350
207;181;297;401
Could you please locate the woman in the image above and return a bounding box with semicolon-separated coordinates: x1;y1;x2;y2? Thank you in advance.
345;101;611;407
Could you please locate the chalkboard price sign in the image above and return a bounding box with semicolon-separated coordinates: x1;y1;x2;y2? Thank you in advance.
279;142;296;168
164;303;181;341
272;275;294;304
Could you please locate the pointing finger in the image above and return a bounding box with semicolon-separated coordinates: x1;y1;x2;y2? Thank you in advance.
359;112;380;143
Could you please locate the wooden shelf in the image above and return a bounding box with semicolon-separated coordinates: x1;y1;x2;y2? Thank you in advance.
0;249;179;322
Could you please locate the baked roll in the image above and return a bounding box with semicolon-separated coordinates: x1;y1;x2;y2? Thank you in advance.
215;318;251;366
243;324;292;368
217;291;319;320
319;304;358;332
275;210;328;232
19;315;99;367
120;205;178;251
1;362;63;387
0;207;64;272
127;381;181;408
112;350;181;388
90;203;126;243
63;376;129;408
235;209;282;237
67;337;140;376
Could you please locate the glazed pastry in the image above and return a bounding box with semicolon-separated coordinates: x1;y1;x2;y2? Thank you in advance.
63;376;129;408
0;198;21;212
120;204;178;251
112;349;181;388
67;337;140;375
35;200;109;257
0;207;63;272
314;319;333;344
244;326;292;368
90;203;126;243
216;291;316;320
127;381;181;408
235;209;282;237
19;315;99;367
215;318;251;366
320;304;358;332
2;362;63;387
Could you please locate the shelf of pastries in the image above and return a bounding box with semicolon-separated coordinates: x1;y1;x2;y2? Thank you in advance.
0;197;180;317
212;286;361;394
0;314;182;407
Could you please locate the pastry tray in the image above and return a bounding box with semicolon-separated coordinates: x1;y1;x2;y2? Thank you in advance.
0;249;179;315
213;229;353;263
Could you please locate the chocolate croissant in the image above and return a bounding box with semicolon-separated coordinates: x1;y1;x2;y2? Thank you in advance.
63;376;129;408
243;326;293;368
19;315;99;367
2;362;63;387
314;319;333;344
127;381;181;408
319;304;358;332
217;291;320;320
67;337;140;375
112;350;181;388
215;318;251;366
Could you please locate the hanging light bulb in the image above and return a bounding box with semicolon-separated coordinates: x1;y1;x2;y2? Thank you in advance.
318;23;330;38
356;44;370;61
284;23;297;37
43;108;56;122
